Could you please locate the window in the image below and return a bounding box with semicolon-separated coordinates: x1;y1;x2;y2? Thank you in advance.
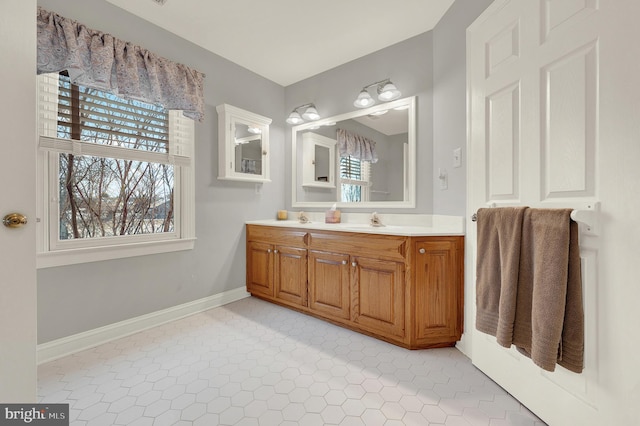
339;156;371;202
37;73;195;267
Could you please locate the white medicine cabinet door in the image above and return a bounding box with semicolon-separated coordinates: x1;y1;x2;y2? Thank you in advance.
301;132;336;188
216;104;272;183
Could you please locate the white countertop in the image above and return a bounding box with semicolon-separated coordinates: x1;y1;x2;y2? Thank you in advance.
247;213;465;237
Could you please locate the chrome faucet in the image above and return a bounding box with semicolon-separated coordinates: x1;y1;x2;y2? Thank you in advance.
298;211;310;224
370;212;384;227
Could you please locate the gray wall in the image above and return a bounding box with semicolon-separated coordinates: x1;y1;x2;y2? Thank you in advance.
285;32;435;213
432;0;494;215
37;0;286;343
36;0;492;343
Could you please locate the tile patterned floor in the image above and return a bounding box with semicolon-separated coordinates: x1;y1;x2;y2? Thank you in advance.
38;297;546;425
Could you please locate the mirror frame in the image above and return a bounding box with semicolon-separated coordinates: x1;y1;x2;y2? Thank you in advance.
291;96;416;209
216;104;272;183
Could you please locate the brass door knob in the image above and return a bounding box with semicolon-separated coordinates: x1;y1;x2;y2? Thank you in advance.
3;213;28;228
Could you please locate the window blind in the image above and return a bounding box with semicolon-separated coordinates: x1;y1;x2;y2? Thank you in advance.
340;156;371;186
37;73;192;167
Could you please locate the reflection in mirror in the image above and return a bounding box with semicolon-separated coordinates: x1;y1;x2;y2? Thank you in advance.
292;96;415;208
234;123;262;175
315;145;330;182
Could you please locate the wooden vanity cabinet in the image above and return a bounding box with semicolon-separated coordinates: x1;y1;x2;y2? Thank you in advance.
307;250;350;319
410;237;464;348
246;226;308;309
274;245;308;307
246;241;275;298
246;224;463;349
350;255;406;339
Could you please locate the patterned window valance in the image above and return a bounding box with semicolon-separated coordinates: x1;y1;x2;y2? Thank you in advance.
337;129;378;163
37;7;205;121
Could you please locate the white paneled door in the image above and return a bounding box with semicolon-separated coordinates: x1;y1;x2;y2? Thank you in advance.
467;0;640;425
0;1;37;401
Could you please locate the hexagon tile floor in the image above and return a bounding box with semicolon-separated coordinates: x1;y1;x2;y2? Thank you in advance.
38;297;546;426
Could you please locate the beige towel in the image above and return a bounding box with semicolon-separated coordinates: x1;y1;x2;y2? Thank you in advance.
512;208;584;373
475;207;527;346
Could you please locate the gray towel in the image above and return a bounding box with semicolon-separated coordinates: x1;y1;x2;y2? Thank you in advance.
475;206;527;346
513;209;584;373
475;207;584;373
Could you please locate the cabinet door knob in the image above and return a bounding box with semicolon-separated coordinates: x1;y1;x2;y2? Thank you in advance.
274;249;278;253
352;262;357;267
419;248;426;254
267;249;272;253
341;260;347;265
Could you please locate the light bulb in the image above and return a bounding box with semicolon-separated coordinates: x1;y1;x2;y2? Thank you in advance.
377;82;401;101
302;106;320;121
286;111;304;125
354;90;375;108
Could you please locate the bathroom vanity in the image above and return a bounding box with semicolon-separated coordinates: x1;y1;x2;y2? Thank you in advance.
245;215;464;349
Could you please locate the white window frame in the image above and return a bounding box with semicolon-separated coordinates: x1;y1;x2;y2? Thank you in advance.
338;156;371;202
36;73;196;268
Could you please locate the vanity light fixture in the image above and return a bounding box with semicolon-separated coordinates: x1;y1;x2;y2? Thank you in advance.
247;126;262;134
353;78;402;108
286;103;321;125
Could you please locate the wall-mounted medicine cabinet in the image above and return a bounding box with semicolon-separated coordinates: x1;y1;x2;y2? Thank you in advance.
216;104;272;183
301;132;336;188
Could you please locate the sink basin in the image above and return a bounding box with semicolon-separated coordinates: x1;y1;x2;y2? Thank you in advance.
338;223;397;230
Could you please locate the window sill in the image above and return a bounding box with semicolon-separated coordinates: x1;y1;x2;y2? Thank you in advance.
37;238;196;269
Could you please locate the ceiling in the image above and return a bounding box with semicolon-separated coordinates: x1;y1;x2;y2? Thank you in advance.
104;0;455;86
354;108;409;137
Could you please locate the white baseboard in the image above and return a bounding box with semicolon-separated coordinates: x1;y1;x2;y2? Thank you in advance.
37;287;250;365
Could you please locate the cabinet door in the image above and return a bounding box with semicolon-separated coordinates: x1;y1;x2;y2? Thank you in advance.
246;241;274;297
274;245;308;307
414;240;462;344
308;250;350;319
351;256;405;338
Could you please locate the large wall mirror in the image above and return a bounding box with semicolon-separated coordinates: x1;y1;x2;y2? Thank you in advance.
292;96;416;208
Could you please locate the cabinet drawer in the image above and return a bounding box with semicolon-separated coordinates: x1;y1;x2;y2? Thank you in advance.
247;225;307;246
309;231;407;261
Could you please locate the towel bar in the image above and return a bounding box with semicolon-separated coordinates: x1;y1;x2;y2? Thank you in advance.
570;203;600;235
471;202;600;235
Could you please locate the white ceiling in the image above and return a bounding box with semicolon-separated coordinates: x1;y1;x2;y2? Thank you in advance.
104;0;455;86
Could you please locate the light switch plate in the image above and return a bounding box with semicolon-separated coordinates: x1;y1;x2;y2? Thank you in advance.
453;148;462;168
438;168;448;190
